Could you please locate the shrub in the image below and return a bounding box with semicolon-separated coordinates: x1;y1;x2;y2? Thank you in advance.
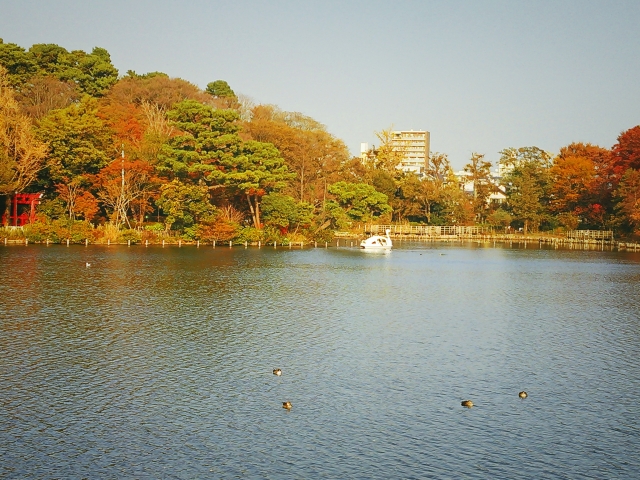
140;229;160;242
67;221;95;243
37;198;65;220
23;222;51;242
118;229;141;243
144;223;164;232
309;228;335;243
233;226;264;244
487;209;512;228
1;226;26;240
23;219;96;243
557;212;579;231
197;218;239;242
260;225;285;245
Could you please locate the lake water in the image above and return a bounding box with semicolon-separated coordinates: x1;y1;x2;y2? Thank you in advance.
1;242;640;478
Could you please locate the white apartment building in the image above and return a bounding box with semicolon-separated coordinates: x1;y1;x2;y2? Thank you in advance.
391;130;430;175
360;130;431;175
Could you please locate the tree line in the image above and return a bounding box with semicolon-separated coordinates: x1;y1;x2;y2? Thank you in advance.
1;39;639;243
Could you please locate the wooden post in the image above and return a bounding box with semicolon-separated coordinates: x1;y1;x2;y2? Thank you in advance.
229;241;232;247
85;238;88;246
213;240;216;248
315;241;317;248
108;239;110;246
245;241;248;248
128;240;131;247
179;240;181;247
197;240;200;248
325;242;328;248
25;238;28;245
46;238;49;246
162;240;165;247
274;241;277;248
258;241;261;248
67;239;70;246
146;240;149;247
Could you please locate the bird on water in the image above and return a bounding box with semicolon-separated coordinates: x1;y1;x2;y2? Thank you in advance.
519;391;528;398
461;400;474;408
85;262;91;267
273;368;282;376
282;401;292;410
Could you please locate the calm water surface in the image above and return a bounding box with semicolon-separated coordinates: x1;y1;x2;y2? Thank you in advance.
1;243;639;478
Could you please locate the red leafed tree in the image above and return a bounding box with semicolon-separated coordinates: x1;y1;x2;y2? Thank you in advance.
614;168;640;236
612;126;640;172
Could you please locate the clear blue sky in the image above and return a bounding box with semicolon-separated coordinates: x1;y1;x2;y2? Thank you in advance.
1;0;639;169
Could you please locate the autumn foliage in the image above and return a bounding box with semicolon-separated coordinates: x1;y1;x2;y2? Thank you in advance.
1;39;640;240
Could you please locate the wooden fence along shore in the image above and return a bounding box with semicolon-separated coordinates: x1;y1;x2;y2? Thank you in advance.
2;225;640;251
354;225;639;251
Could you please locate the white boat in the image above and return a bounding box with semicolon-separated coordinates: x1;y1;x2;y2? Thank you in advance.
360;229;392;250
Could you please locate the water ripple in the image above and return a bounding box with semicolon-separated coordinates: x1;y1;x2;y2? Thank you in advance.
1;244;639;478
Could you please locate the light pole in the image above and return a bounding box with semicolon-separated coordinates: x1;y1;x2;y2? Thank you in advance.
119;145;126;227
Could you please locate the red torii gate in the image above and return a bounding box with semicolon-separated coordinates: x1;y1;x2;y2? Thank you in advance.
2;193;43;227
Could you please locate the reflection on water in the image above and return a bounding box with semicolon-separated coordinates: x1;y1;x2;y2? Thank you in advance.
1;243;640;478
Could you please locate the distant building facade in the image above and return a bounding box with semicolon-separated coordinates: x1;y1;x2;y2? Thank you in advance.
452;167;506;205
360;142;370;160
360;130;431;176
391;130;430;175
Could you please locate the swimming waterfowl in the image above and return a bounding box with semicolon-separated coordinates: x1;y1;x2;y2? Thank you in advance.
519;391;528;398
461;400;474;408
85;262;91;267
282;401;292;410
273;369;282;376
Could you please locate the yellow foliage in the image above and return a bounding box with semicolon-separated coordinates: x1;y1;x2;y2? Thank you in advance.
0;66;47;194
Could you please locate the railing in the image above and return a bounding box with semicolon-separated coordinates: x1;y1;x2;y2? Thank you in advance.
566;230;613;240
364;224;489;236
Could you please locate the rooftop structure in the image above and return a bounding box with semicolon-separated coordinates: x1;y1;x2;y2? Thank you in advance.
452;168;506;204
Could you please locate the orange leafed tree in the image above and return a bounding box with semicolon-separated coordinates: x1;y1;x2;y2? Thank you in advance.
550;149;596;213
98;101;145;151
244;105;349;204
75;190;100;221
550;142;614;227
94;158;158;227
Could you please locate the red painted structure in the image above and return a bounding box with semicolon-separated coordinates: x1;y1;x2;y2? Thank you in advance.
2;193;43;227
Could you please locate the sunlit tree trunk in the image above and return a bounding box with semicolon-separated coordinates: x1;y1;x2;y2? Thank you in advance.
247;193;261;229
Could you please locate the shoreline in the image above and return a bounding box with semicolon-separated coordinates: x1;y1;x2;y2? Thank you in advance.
3;233;640;251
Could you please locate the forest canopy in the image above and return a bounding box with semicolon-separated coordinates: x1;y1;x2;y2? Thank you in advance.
1;39;640;242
